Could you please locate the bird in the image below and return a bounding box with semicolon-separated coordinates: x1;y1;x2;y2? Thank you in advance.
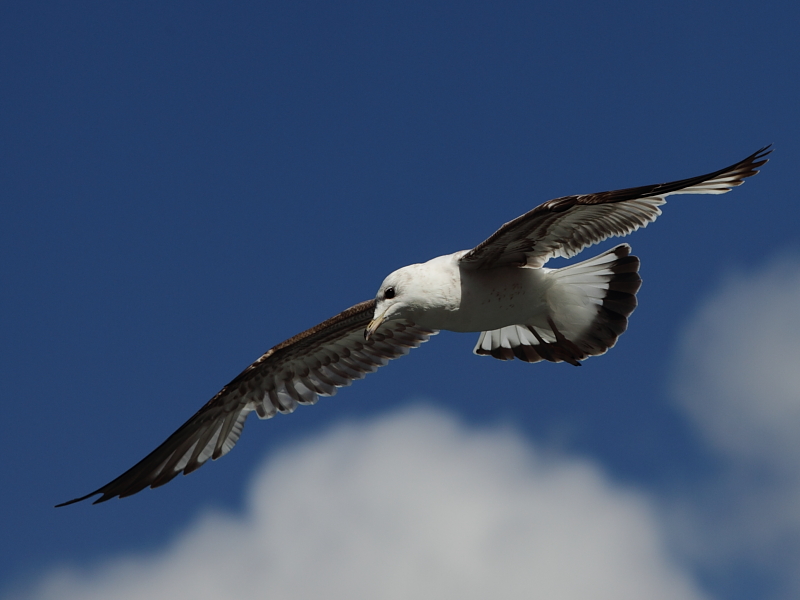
57;146;771;506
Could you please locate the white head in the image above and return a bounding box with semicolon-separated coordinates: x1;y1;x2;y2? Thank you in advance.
365;257;459;339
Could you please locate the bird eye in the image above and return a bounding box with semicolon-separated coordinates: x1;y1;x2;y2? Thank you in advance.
384;287;395;299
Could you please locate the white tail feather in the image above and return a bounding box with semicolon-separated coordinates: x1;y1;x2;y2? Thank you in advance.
474;244;640;364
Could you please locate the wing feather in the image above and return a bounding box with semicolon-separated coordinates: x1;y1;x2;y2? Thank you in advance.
460;146;770;269
56;300;436;506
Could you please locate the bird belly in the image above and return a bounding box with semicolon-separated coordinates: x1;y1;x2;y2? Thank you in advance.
433;266;553;333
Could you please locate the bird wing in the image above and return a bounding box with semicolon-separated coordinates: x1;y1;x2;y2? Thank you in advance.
459;146;771;270
57;300;436;505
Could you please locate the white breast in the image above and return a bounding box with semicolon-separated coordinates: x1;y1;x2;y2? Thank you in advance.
411;256;554;333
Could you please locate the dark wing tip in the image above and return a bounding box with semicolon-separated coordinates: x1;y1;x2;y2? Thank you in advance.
55;490;105;507
753;143;773;160
56;478;145;506
737;144;772;177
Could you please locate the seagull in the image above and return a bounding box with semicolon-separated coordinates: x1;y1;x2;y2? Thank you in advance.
58;146;770;506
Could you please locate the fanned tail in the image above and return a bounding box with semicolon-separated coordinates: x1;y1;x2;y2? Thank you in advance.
473;244;641;364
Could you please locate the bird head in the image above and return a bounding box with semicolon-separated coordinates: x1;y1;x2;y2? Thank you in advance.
365;258;459;339
365;265;421;340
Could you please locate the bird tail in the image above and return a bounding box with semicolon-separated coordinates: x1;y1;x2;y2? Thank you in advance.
473;244;641;364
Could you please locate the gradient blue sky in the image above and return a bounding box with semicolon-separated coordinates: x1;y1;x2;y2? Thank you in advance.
2;2;799;599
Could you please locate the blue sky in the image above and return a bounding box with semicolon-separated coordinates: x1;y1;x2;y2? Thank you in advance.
2;2;799;599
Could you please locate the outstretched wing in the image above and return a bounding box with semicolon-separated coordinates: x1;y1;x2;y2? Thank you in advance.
57;300;436;505
460;146;771;270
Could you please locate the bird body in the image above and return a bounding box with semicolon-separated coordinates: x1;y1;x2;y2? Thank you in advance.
58;146;770;506
372;247;629;336
440;259;554;332
372;252;545;332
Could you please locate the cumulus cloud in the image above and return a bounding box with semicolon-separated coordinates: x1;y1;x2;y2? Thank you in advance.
14;408;705;600
672;257;800;598
675;259;800;466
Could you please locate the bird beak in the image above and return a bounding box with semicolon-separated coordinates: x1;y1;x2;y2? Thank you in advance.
364;313;385;340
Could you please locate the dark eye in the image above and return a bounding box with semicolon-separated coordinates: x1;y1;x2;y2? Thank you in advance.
384;287;395;299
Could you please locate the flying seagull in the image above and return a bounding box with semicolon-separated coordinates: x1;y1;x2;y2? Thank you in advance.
58;146;770;506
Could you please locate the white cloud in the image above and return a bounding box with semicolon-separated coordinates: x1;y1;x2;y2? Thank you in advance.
675;259;800;466
672;257;800;597
14;408;706;600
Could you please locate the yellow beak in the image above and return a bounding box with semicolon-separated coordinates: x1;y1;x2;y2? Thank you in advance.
364;313;386;340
